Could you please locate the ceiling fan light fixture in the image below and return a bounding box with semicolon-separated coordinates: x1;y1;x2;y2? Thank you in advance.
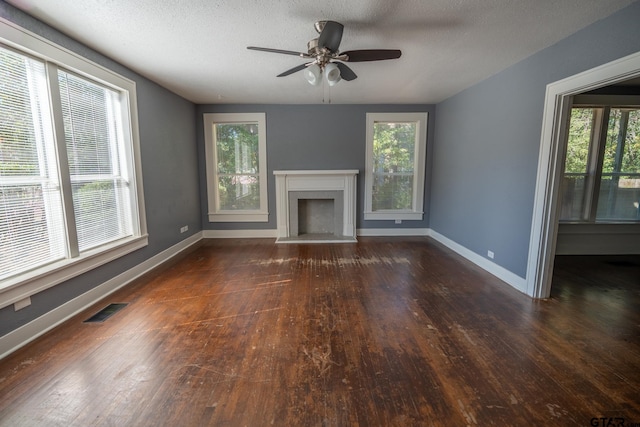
303;63;321;86
325;62;341;86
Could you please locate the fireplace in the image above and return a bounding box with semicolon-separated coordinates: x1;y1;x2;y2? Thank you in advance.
274;170;358;243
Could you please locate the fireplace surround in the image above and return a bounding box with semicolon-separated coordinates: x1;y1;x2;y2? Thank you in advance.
274;170;358;243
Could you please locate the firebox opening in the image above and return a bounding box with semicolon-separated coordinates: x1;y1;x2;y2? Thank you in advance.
298;199;335;236
288;190;343;240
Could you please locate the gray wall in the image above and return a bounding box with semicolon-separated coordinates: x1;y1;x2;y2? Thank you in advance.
0;2;201;336
196;104;435;231
431;1;640;278
556;224;640;255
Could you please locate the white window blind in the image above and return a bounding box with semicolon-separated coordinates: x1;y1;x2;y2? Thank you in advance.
0;20;146;307
58;70;133;251
0;46;66;281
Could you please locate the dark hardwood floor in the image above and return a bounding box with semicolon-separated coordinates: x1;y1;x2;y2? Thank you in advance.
0;238;638;426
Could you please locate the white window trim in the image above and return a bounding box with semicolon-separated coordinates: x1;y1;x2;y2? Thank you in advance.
364;112;428;221
0;18;148;309
203;112;268;222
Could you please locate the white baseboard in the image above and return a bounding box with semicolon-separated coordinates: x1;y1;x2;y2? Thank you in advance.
0;232;203;360
202;229;277;239
356;228;430;236
202;228;430;239
428;230;528;294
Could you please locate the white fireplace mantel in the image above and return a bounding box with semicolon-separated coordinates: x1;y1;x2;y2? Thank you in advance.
274;170;358;243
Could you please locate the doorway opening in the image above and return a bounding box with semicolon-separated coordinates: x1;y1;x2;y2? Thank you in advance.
527;51;640;298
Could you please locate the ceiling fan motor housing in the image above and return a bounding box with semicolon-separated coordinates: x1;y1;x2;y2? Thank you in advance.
307;38;320;55
307;38;331;67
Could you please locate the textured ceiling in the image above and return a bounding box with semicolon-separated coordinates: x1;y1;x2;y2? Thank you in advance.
5;0;638;104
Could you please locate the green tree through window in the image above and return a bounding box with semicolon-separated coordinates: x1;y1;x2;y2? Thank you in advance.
215;123;260;210
365;112;427;221
561;105;640;221
203;112;268;222
372;122;416;210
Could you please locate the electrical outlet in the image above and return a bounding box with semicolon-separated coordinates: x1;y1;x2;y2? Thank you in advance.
487;250;494;259
180;225;188;233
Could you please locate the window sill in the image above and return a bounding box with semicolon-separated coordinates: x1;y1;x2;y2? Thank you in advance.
0;234;149;310
364;211;424;221
208;211;269;222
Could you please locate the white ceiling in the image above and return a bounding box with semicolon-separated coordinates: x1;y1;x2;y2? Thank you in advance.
6;0;638;104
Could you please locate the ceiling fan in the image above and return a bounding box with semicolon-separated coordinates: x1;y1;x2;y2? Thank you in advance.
247;20;402;86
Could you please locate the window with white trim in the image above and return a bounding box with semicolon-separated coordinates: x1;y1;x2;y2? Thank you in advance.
0;21;146;303
203;113;268;222
364;112;427;220
560;102;640;222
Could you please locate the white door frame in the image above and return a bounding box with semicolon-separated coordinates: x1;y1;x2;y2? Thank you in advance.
526;51;640;298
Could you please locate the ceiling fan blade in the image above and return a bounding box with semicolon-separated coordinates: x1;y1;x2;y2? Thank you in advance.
277;63;309;77
247;46;311;58
317;21;344;52
336;62;357;81
341;49;402;62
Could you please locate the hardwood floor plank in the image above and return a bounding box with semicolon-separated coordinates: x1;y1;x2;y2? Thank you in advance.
1;238;639;426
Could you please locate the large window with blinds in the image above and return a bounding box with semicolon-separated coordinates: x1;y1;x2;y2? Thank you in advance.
58;70;134;251
0;21;146;302
1;47;66;280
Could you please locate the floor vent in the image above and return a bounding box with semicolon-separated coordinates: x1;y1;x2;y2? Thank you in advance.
84;303;128;323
